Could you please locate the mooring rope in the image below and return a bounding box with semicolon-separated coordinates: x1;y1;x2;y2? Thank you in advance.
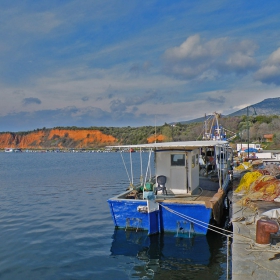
160;203;233;279
160;204;232;238
159;201;270;280
159;204;256;243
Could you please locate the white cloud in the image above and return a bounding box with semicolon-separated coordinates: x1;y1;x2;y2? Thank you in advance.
0;1;280;131
162;35;258;80
255;47;280;85
267;48;280;64
225;53;256;72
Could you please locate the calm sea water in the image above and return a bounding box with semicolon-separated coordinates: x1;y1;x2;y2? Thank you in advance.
0;152;231;280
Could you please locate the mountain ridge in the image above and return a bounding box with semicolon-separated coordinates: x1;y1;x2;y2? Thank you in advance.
175;97;280;124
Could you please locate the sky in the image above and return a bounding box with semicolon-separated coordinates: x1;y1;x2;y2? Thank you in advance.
1;0;280;132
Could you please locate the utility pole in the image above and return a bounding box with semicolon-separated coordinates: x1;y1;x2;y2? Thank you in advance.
247;106;257;159
247;106;249;159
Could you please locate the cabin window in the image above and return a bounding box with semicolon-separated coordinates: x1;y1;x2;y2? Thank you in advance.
192;155;195;167
171;154;185;166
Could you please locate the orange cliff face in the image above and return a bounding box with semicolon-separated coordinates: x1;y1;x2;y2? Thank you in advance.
0;132;46;149
0;129;117;149
48;129;117;148
147;134;166;143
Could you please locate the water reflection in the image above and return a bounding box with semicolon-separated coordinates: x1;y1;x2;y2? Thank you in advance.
110;229;227;279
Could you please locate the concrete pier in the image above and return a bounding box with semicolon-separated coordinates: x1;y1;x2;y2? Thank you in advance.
232;185;280;279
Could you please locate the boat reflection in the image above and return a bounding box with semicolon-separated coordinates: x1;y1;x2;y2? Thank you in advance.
110;229;226;279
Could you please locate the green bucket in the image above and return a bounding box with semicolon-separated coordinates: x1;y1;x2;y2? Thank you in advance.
145;182;154;191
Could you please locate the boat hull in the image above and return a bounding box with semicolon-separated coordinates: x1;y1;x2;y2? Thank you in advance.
108;196;213;235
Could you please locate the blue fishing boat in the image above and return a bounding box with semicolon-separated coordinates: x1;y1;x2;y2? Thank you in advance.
107;140;233;236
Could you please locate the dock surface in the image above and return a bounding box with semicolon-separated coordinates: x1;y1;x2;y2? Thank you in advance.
232;183;280;279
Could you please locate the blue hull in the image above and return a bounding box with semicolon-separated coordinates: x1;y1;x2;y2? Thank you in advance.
108;197;212;235
159;202;212;235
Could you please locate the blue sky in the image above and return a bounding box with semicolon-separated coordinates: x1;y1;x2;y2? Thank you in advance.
1;0;280;131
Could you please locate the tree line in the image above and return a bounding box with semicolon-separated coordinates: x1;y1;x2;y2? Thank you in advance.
1;114;280;149
53;114;280;148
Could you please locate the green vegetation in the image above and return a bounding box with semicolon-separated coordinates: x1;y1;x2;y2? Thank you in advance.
54;123;205;144
2;114;280;149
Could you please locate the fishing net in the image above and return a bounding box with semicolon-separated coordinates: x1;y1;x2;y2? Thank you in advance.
236;172;280;204
234;160;280;205
234;162;252;171
235;171;263;194
262;164;280;176
257;169;271;175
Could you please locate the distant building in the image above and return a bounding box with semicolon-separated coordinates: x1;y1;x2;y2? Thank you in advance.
236;143;262;151
264;134;274;142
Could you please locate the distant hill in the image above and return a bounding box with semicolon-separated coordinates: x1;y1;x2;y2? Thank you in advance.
171;97;280;124
169;115;209;125
170;114;225;125
228;97;280;117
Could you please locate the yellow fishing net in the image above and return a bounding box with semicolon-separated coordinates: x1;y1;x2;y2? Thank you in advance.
235;171;263;194
236;172;280;204
234;162;252;171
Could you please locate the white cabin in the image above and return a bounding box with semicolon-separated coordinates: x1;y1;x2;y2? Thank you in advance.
155;148;200;194
109;140;232;196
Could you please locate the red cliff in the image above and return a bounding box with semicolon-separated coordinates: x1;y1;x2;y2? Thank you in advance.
0;129;117;149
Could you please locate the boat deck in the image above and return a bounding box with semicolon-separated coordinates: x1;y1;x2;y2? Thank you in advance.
155;175;220;200
154;175;225;224
122;175;226;212
121;176;223;224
